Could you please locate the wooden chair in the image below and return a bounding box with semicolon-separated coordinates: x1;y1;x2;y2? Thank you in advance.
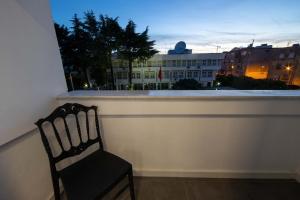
35;103;135;200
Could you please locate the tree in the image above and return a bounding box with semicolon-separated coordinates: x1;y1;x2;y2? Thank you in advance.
99;15;122;89
118;20;158;89
54;23;72;70
83;11;107;87
69;14;92;88
172;79;203;90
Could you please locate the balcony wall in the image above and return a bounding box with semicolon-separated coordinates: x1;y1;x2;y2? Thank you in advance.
58;90;300;180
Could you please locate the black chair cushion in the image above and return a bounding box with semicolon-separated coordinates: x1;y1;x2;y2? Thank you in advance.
59;150;131;200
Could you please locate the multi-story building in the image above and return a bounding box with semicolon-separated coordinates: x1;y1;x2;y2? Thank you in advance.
222;43;300;86
112;41;224;90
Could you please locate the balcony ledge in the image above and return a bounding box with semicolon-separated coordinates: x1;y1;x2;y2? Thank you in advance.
58;90;300;100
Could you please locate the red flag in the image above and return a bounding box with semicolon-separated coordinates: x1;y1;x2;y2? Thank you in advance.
158;66;162;81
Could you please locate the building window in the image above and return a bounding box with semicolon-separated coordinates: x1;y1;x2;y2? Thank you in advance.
212;60;216;66
173;71;178;78
187;60;191;67
136;72;141;79
167;60;172;67
288;52;295;58
187;71;192;78
193;71;198;78
150;71;155;79
179;71;184;79
202;60;207;65
176;60;180;67
197;60;202;66
207;59;212;66
202;70;213;78
207;70;213;77
172;60;176;67
163;71;170;79
145;71;150;79
192;60;197;66
132;72;135;79
162;60;167;67
182;60;187;67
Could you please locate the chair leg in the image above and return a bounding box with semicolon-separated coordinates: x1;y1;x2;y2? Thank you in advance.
51;174;61;200
128;169;136;200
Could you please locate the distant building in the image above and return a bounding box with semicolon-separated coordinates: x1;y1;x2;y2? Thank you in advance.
222;44;300;86
111;42;224;90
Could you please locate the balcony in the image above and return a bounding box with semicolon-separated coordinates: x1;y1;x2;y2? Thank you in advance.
0;0;300;200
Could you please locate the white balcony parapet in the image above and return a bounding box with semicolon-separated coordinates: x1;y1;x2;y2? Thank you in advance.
59;90;300;98
57;90;300;181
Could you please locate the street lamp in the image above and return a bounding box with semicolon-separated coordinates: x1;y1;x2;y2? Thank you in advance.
69;71;78;91
285;65;293;85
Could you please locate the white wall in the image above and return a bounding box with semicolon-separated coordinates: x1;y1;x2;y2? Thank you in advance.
0;0;67;199
58;91;300;180
0;130;53;200
0;0;66;145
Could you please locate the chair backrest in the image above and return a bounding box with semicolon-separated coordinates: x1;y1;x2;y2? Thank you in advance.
35;103;103;166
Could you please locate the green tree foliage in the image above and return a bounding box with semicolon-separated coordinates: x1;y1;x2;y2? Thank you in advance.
99;15;122;89
118;20;158;89
55;11;158;90
69;14;92;88
215;75;299;90
83;11;106;87
172;79;203;90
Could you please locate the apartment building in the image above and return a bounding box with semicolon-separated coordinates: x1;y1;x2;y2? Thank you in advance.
112;42;225;90
222;44;300;86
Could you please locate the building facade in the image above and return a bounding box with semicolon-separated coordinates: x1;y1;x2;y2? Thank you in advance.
112;42;224;90
222;44;300;86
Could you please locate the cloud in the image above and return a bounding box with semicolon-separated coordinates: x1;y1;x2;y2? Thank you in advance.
151;31;300;53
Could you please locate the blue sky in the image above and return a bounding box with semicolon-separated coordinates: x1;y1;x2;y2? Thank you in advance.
50;0;300;53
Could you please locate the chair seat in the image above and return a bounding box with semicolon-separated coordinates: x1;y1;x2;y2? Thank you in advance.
59;150;131;200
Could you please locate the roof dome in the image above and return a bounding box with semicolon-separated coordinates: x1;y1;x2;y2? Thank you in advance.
174;41;187;54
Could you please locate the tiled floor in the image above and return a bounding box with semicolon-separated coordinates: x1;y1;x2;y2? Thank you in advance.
63;177;300;200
